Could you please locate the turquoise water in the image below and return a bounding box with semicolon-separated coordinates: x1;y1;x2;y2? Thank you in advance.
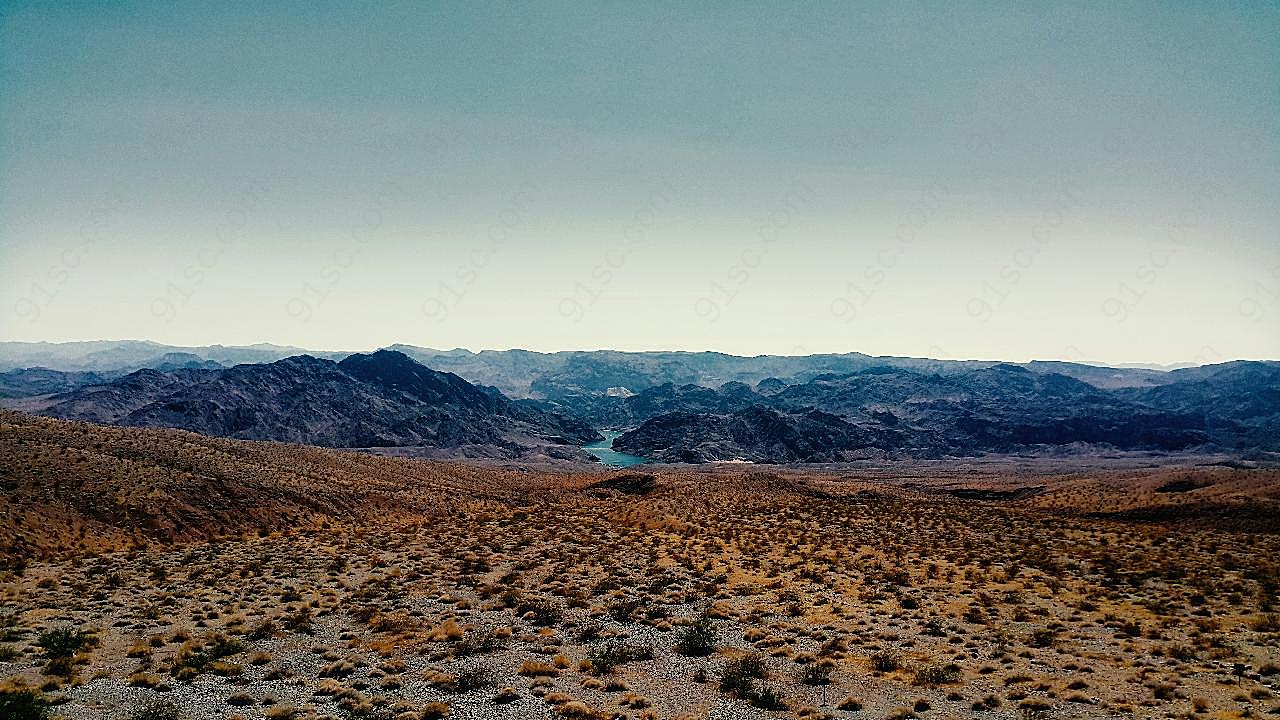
583;431;649;467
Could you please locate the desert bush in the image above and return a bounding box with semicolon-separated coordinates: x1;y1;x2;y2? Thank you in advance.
1028;628;1058;647
554;700;609;719
587;641;652;675
750;684;786;711
720;653;768;696
127;673;163;688
910;662;960;686
36;626;91;659
493;686;519;704
210;660;241;676
246;618;277;640
516;598;563;626
451;664;492;692
171;634;243;678
420;702;450;719
973;695;1002;710
1165;644;1198;661
319;660;356;678
1018;706;1051;719
517;660;559;677
800;662;833;685
366;611;413;634
675;612;716;656
607;598;642;622
728;652;766;679
716;661;783;707
38;625;94;676
0;687;49;720
455;628;507;656
719;666;755;697
871;650;902;672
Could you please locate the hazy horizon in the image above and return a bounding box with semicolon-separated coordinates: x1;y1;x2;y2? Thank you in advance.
3;3;1278;365
0;336;1270;369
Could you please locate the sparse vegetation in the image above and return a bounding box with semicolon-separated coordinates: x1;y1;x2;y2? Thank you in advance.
1;411;1277;719
586;641;652;675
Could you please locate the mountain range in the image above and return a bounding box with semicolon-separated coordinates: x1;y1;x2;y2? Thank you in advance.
0;340;336;373
0;340;1188;396
0;341;1276;463
612;362;1280;462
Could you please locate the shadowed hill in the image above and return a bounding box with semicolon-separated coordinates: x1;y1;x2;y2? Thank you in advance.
613;364;1264;462
27;350;601;459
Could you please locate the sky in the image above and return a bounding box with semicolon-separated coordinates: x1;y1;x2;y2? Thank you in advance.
1;1;1277;364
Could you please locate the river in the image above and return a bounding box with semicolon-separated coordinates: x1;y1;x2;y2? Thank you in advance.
583;430;649;467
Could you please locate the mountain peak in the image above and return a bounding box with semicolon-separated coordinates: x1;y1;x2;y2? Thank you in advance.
340;350;499;410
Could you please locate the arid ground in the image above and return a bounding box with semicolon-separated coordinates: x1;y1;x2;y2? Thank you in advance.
3;411;1279;719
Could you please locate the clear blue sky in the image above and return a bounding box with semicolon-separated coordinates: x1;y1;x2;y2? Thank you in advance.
1;1;1277;363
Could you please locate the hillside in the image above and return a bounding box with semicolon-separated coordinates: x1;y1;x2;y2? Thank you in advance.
0;410;563;560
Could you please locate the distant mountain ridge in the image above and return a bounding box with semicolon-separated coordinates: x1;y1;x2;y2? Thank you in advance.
0;340;343;373
0;340;1202;398
27;350;600;460
611;361;1280;462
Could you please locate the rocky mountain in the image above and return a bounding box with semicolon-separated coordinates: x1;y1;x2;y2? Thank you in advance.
150;352;225;372
613;362;1278;462
30;350;600;459
614;405;908;463
1117;361;1280;450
